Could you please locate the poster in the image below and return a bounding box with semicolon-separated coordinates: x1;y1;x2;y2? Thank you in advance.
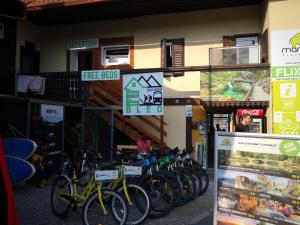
123;72;163;115
273;80;300;135
200;70;270;101
215;132;300;225
271;29;300;135
40;104;64;123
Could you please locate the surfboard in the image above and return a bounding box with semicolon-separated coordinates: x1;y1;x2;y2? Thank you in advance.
5;155;36;186
3;138;37;160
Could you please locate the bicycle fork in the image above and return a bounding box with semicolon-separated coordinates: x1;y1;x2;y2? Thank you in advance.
123;178;133;205
97;183;108;215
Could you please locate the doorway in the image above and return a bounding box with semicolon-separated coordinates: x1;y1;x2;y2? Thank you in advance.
206;113;232;168
69;50;93;71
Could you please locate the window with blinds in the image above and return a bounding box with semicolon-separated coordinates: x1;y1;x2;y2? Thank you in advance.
161;38;184;76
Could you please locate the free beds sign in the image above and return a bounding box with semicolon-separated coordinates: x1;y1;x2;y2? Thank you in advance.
214;132;300;225
81;70;120;81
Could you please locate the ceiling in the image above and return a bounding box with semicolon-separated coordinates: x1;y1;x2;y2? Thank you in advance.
23;0;263;26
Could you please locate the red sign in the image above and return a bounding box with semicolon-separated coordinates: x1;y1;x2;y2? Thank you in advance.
237;109;264;117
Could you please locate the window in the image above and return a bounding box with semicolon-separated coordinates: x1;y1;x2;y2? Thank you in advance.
161;38;184;76
102;45;130;66
236;37;258;46
222;35;260;65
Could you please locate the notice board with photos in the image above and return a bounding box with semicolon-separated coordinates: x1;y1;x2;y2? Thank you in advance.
214;132;300;225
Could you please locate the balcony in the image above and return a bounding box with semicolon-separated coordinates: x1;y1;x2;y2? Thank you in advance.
209;45;261;66
17;72;82;103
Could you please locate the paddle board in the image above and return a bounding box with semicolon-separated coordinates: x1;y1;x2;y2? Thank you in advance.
5;155;36;186
3;138;37;160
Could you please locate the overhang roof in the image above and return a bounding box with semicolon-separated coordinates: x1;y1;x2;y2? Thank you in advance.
0;0;25;19
21;0;263;26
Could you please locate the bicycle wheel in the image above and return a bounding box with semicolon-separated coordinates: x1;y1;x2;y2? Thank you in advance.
182;167;202;199
196;168;209;195
50;175;72;217
82;189;128;225
117;183;150;225
139;173;175;218
174;169;194;207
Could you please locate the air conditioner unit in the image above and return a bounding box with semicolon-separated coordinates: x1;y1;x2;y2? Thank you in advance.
103;46;130;65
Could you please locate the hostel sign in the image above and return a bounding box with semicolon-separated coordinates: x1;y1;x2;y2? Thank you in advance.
123;72;163;115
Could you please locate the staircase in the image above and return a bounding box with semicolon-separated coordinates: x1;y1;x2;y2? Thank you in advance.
87;78;167;148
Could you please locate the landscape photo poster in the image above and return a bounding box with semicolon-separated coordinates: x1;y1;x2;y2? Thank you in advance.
123;72;163;115
200;70;270;102
214;132;300;225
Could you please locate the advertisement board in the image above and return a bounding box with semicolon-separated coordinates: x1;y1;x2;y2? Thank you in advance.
214;132;300;225
271;29;300;135
123;72;163;115
200;70;270;101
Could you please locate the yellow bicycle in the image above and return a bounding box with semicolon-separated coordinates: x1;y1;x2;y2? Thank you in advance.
50;168;128;225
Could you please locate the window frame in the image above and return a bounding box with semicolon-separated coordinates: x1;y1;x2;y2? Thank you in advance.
101;45;130;66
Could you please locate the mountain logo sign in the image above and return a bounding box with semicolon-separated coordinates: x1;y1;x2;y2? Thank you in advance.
123;72;163;115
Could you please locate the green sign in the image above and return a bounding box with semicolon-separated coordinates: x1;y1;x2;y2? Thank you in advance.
81;70;120;81
123;73;163;115
67;39;99;50
272;66;300;80
280;140;300;157
200;70;270;101
273;80;300;135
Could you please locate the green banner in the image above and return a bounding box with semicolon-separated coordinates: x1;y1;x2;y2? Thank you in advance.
272;66;300;80
200;70;270;101
81;70;120;81
67;39;99;50
273;80;300;135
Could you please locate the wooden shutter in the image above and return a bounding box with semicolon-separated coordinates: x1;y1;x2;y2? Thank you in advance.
260;30;268;63
172;38;184;76
161;39;166;76
223;36;236;65
223;36;236;47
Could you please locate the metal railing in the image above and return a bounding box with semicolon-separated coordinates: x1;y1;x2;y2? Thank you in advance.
209;45;261;66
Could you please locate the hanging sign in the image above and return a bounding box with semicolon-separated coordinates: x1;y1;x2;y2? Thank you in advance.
237;109;264;117
123;72;163;115
81;70;120;81
67;39;99;50
215;132;300;225
186;105;192;117
41;104;64;123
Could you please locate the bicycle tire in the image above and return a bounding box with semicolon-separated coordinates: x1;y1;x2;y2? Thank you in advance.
82;189;128;225
196;168;209;195
181;167;202;199
50;175;72;218
139;173;175;218
173;168;194;206
117;184;150;225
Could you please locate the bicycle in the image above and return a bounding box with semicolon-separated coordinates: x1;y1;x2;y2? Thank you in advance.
51;164;128;225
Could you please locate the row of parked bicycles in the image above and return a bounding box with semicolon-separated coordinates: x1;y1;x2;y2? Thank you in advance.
50;147;209;225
